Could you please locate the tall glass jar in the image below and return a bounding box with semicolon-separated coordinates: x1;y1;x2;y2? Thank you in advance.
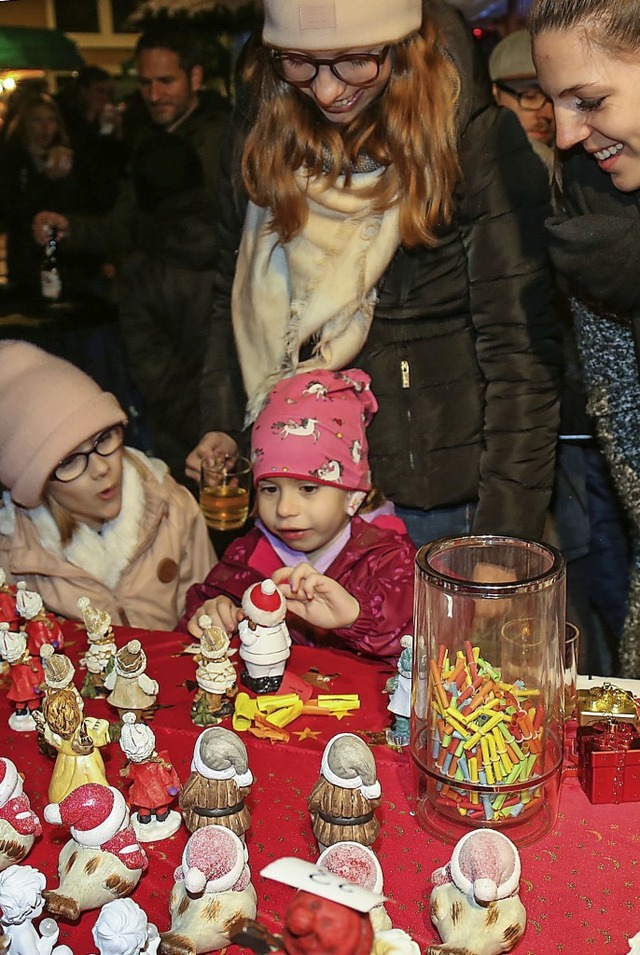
411;536;565;847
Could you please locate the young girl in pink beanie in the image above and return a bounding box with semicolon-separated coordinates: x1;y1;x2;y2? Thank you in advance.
182;369;415;660
0;340;214;630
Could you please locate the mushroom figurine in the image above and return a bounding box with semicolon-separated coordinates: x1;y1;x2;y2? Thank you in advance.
0;757;42;871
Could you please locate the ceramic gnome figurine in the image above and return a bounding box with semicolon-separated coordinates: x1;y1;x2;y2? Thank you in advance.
43;782;148;920
104;640;159;722
119;712;182;842
0;624;44;732
385;635;412;747
0;757;42;871
160;826;257;955
191;616;238;725
77;597;116;699
16;583;64;655
179;726;252;838
317;842;392;935
428;830;526;955
309;733;381;850
90;899;160;955
0;570;19;628
0;864;74;955
238;579;291;693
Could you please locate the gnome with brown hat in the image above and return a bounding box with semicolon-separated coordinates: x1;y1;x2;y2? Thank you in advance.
103;640;158;722
191;614;238;726
179;726;253;838
77;596;116;699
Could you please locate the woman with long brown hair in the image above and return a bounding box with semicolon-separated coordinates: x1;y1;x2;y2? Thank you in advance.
188;0;561;548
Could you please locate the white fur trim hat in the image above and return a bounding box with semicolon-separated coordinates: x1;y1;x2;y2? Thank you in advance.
181;826;247;894
0;758;21;806
263;0;422;50
0;624;26;665
320;733;381;799
241;580;286;628
44;783;128;847
15;582;43;621
449;830;521;903
119;712;155;763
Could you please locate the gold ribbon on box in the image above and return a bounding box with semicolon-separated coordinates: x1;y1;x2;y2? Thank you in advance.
577;682;639;727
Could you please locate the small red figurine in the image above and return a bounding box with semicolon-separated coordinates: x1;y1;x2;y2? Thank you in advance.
119;712;182;842
0;569;18;628
0;624;45;732
16;582;64;655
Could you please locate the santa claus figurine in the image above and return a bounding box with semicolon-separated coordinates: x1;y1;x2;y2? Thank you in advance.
16;582;64;655
179;727;252;839
118;712;182;842
104;640;159;722
77;596;116;699
238;579;291;694
161;826;257;955
43;782;148;921
0;757;42;872
0;623;45;732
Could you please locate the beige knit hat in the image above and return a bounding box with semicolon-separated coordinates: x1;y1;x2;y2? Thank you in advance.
263;0;422;50
0;341;126;508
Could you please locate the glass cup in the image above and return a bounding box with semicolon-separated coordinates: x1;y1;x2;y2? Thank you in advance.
199;455;252;531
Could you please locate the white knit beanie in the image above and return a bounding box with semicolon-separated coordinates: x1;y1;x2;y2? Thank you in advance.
263;0;422;51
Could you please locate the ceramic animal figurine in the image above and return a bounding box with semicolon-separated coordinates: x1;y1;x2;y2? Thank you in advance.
190;616;237;725
385;635;412;747
159;826;257;955
0;624;44;732
179;726;253;838
238;579;291;693
104;640;158;721
0;863;74;954
43;782;148;920
0;570;19;628
16;583;64;655
77;597;116;699
317;841;392;934
309;733;381;850
428;830;526;955
0;757;42;871
90;899;160;955
119;712;182;842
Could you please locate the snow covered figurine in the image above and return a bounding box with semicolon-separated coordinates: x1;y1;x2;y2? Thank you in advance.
179;726;252;838
309;733;382;851
76;597;116;699
15;583;64;656
0;864;73;955
160;826;257;955
104;640;158;722
385;635;412;748
43;782;148;920
90;899;159;955
0;623;44;732
191;615;238;725
118;712;182;842
238;579;291;693
0;757;42;871
429;830;526;955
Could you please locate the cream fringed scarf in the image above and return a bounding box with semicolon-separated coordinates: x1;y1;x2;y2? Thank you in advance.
232;168;401;424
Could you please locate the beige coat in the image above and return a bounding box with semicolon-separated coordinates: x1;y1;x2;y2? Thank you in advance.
0;452;215;631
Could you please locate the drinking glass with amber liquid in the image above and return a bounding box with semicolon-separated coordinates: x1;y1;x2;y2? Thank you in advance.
199;456;251;531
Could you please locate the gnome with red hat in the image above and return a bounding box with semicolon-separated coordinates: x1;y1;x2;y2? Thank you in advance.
42;782;148;920
0;757;41;872
0;569;19;630
237;579;291;693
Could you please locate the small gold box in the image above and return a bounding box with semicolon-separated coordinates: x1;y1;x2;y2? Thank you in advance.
577;682;639;728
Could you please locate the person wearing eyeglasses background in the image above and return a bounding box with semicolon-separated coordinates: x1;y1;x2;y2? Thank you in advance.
0;340;214;631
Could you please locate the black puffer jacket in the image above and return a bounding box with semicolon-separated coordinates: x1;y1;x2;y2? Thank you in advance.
200;0;561;539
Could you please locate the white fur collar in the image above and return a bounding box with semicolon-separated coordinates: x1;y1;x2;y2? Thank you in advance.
1;451;167;590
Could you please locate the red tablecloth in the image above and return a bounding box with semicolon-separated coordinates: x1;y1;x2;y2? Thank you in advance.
1;622;639;955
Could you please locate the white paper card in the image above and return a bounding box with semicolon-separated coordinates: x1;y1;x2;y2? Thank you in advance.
260;858;386;912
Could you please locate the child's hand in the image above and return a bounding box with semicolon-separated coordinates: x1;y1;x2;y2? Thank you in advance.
187;597;243;637
272;564;359;630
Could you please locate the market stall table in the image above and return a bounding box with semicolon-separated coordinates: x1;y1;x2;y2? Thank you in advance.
0;621;638;955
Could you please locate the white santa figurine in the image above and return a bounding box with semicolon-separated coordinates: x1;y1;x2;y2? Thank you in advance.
238;579;291;694
0;757;41;871
43;783;148;921
429;829;526;955
160;826;257;955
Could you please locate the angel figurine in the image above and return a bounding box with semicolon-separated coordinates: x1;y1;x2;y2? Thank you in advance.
0;623;44;732
191;615;237;725
90;899;159;955
77;597;116;699
16;583;64;655
0;864;74;955
104;640;158;722
119;712;182;842
0;757;42;872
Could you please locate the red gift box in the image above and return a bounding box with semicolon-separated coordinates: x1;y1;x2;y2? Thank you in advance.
578;719;640;804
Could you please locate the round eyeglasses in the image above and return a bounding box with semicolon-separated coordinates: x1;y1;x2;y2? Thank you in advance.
270;47;391;88
494;80;551;111
51;425;124;483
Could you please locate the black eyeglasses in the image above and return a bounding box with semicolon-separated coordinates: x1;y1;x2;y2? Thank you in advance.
270;47;391;88
494;81;551;111
51;425;124;483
